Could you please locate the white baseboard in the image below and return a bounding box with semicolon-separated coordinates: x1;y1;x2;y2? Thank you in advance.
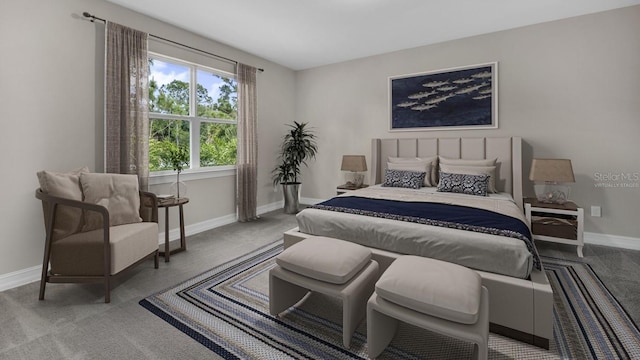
0;201;285;293
3;211;637;292
0;265;41;292
584;232;640;251
300;197;325;205
158;200;284;243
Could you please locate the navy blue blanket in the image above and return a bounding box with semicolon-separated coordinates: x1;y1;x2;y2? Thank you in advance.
311;196;541;271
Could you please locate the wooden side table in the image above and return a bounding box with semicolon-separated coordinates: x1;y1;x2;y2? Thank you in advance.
336;183;368;195
524;197;584;257
157;197;189;262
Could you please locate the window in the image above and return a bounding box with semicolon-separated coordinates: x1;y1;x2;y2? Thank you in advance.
148;53;237;173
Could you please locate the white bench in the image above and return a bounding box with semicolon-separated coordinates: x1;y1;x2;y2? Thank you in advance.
367;255;489;359
269;236;379;348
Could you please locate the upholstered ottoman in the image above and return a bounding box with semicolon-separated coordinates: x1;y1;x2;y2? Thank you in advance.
367;256;489;359
269;236;379;348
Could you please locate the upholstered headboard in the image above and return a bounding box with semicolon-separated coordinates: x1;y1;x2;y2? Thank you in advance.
371;137;523;209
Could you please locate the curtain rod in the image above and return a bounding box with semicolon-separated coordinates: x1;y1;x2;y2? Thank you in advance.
82;12;264;72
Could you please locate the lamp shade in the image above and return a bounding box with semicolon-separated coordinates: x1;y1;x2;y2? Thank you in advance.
529;159;575;183
341;155;367;172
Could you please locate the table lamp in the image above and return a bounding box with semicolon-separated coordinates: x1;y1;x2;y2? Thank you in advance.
341;155;367;187
529;158;575;204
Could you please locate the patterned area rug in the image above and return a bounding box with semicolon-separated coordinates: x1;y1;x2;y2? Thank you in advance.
140;241;640;359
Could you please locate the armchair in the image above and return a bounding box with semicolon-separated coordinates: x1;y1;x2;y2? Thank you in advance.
35;170;159;303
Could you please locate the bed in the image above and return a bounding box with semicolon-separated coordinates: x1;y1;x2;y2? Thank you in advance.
284;137;553;348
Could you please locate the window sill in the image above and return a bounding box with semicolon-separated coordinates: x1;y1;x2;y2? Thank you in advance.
149;166;236;185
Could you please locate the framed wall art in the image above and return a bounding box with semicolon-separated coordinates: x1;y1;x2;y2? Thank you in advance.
389;62;498;131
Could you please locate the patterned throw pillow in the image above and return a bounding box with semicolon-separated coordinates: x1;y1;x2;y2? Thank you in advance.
387;162;433;187
382;169;426;189
439;164;497;193
437;172;490;196
388;156;438;186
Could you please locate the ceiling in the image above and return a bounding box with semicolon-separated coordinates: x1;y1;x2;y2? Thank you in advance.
105;0;640;70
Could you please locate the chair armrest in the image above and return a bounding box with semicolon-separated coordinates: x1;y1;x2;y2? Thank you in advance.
139;191;159;223
35;188;111;248
36;189;113;279
35;189;110;227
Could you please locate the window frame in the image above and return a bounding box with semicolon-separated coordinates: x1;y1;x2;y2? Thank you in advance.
148;52;238;184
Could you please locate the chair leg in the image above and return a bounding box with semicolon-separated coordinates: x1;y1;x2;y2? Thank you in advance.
104;276;111;303
154;250;159;269
39;247;50;300
39;214;54;301
38;270;47;301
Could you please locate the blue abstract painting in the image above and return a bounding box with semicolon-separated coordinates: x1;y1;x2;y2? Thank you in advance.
390;62;497;131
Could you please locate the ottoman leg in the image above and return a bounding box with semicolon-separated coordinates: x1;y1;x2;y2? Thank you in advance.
342;260;378;348
367;294;399;359
269;268;309;316
473;286;489;360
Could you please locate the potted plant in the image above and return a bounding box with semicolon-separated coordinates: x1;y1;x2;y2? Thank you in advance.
272;121;318;213
167;143;189;198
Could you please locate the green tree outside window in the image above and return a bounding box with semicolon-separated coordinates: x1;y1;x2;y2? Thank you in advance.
148;58;238;172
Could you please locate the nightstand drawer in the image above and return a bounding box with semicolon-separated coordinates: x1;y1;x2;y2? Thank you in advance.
531;216;577;240
337;183;368;195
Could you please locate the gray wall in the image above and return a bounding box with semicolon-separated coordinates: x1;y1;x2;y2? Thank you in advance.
0;0;295;276
294;6;640;239
1;1;638;280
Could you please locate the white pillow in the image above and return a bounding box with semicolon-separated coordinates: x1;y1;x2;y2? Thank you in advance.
388;156;438;186
439;164;498;193
387;162;433;186
439;156;497;167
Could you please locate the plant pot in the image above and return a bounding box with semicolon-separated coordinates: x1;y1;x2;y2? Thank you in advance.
282;182;300;214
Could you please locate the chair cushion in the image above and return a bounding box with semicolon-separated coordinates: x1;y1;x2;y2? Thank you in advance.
81;173;142;231
276;237;371;284
375;255;482;324
36;167;89;240
50;222;158;276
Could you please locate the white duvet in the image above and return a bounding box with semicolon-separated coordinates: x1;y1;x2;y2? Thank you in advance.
296;185;534;279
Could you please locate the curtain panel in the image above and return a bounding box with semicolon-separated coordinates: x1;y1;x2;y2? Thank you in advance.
236;63;258;222
105;22;150;190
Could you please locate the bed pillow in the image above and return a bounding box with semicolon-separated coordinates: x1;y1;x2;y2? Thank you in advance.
437;172;490;196
388;156;438;187
382;169;426;190
439;164;498;193
36;166;90;240
439;156;497;167
387;162;433;186
81;173;142;231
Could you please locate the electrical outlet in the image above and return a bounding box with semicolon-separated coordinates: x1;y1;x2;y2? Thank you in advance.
591;206;601;217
